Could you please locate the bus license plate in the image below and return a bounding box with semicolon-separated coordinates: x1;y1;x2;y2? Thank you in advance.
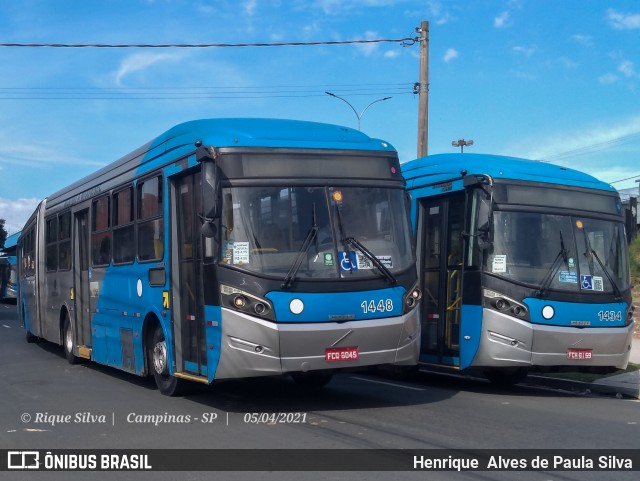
566;348;592;360
325;346;359;362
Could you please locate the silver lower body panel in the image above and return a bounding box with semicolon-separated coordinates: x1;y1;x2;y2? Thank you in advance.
472;310;634;370
214;307;420;380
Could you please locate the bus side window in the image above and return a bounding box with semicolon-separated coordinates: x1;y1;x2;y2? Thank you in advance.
137;175;164;262
113;187;135;264
92;195;112;266
46;216;58;272
58;211;72;271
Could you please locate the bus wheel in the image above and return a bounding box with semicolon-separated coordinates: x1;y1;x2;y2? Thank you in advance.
483;367;529;386
149;325;185;396
25;330;38;343
291;371;333;389
62;314;79;365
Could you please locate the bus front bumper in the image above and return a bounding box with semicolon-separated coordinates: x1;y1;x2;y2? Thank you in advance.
472;310;634;370
214;307;420;380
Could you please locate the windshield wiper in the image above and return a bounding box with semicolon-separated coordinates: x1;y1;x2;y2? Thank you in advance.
281;205;318;289
332;199;396;284
537;230;569;297
344;236;397;284
582;230;622;300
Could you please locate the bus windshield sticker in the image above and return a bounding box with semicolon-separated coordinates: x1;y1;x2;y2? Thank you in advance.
592;276;604;291
580;275;593;290
356;253;373;270
559;271;578;283
233;242;250;265
223;241;233;264
492;255;507;273
376;255;393;269
567;257;576;268
323;252;334;266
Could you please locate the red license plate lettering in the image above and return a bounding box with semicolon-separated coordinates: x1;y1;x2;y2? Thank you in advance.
325;346;359;362
567;348;592;360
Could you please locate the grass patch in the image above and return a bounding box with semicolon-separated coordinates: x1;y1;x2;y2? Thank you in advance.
630;235;640;278
537;362;640;383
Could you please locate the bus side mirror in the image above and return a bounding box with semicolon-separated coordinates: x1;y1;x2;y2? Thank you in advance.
201;222;217;239
477;224;493;250
196;143;220;220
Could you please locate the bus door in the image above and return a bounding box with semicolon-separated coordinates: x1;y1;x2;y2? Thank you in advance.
172;171;207;378
73;209;92;349
419;192;465;366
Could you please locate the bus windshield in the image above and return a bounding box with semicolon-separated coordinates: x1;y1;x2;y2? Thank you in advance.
484;211;629;293
220;186;414;280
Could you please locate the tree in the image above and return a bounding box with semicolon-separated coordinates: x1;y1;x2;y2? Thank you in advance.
0;219;7;250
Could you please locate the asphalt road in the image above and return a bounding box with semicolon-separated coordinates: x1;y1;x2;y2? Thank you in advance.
1;301;638;481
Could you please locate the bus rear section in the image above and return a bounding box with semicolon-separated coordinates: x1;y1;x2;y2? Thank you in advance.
403;153;634;385
18;119;421;395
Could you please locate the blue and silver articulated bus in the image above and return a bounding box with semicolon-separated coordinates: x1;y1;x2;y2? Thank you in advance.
402;153;634;385
18;119;421;395
0;256;17;301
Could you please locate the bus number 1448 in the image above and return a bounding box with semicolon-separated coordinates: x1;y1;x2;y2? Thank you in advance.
361;299;393;313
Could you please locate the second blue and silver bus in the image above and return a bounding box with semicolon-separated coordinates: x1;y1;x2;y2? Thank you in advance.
402;153;633;384
18;118;420;395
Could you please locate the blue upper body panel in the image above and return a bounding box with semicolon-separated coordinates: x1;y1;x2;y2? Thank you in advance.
44;119;397;213
402;153;615;193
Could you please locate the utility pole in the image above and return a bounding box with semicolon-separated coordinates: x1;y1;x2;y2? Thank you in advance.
416;20;429;158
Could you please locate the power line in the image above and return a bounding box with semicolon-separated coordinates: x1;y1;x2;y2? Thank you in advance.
540;131;640;163
0;38;417;49
610;173;640;184
0;83;416;100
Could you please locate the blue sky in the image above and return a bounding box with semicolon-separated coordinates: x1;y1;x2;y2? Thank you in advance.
1;0;639;235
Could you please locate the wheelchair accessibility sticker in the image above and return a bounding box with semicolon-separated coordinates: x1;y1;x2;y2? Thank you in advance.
580;274;604;291
339;252;392;272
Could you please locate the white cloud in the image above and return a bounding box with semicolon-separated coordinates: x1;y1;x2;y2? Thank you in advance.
619;60;635;78
606;8;640;30
599;73;619;84
494;11;510;28
510;69;536;81
443;48;458;63
113;52;186;86
522;116;640;163
355;31;380;57
244;0;258;16
555;57;578;70
571;34;593;47
0;198;41;235
0;142;104;169
424;1;454;25
384;50;399;59
512;45;536;57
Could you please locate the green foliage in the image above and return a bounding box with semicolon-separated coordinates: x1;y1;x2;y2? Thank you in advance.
631;234;640;278
0;219;7;250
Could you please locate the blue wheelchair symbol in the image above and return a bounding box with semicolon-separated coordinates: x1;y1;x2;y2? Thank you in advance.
339;251;359;272
580;275;593;290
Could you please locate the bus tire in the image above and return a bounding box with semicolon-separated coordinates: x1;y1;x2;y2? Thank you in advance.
149;325;185;396
483;367;529;386
291;370;333;389
25;330;38;343
62;314;79;365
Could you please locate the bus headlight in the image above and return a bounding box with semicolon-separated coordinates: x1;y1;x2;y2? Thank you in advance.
403;283;422;313
626;305;635;326
484;289;529;321
220;285;274;321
